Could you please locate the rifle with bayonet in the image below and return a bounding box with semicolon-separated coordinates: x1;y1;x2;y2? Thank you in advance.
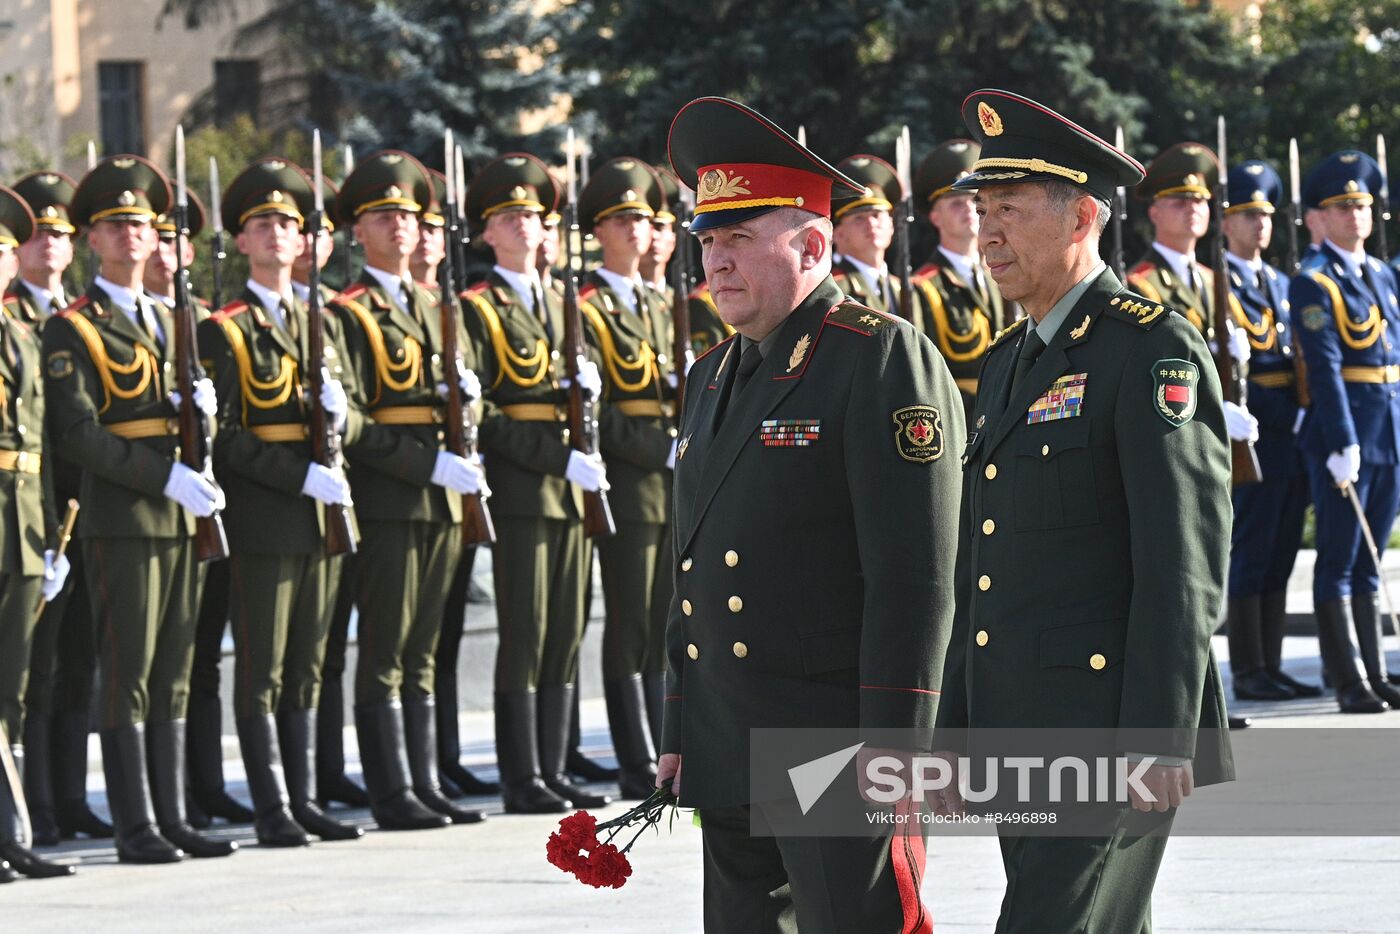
1111;126;1127;280
670;185;694;418
563;128;615;539
1287;138;1311;408
307;130;358;556
341;144;356;288
1211;116;1262;486
1376;133;1391;263
892;126;916;323
441;131;495;546
173;126;229;560
209;157;226;309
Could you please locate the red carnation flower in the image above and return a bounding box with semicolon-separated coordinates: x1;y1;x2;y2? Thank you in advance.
544;790;676;890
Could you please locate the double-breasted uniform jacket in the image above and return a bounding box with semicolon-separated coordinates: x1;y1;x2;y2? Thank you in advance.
1289;241;1400;466
935;268;1235;784
329;271;473;525
42;283;194;542
459;271;582;522
0;296;57;577
197;286;364;555
1227;253;1304;475
1128;247;1217;339
911;255;1009;414
661;277;965;809
831;256;902;317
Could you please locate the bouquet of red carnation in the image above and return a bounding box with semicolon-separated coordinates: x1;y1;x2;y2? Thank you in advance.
546;788;679;889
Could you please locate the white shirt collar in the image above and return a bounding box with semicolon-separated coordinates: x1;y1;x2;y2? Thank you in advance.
1324;239;1367;275
595;266;643;313
94;275;143;312
1152;242;1196;287
21;280;65;311
245;278;292;327
936;245;979;289
494;265;542;312
843;254;888;295
290;281;310;302
363;265;408;311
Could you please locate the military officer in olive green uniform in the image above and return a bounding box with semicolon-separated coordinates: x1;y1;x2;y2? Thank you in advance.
660;97;960;934
911;139;1009;419
7;170;113;845
330;151;486;830
42;156;237;864
198;158;366;846
830;154;904;315
574;158;678;800
0;187;77;881
931;90;1234;933
459;154;610;813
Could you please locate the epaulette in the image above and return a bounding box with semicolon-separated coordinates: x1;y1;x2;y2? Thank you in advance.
987;315;1028;349
211;300;249;323
1127;260;1156;278
1105;291;1169;329
824;300;894;336
686;283;710;301
57;296;91;317
333;284;369;304
463;281;491;298
578;282;599;301
912;262;939;280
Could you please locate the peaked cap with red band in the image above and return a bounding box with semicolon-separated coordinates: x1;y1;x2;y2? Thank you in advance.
951;89;1144;203
668;97;864;233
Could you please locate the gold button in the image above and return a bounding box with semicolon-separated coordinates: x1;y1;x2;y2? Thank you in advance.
681;557;693;572
725;550;739;567
728;595;743;613
978;575;991;592
732;642;748;658
984;463;998;480
682;600;693;616
1041;444;1050;456
687;644;699;660
1090;653;1107;671
976;630;989;646
982;519;995;535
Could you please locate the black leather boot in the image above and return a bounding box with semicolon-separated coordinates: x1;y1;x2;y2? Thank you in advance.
186;692;254;825
276;708;362;841
642;671;665;751
54;712;112;839
494;692;568;814
146;720;238;858
435;673;499;797
603;676;659;799
99;725;183;864
1352;592;1400;707
236;714;310;847
317;677;370;808
564;688;617;783
1261;589;1322;697
403;696;486;824
1315;599;1387;713
539;685;612;808
0;741;74;877
22;716;60;846
1228;596;1294;700
353;700;449;830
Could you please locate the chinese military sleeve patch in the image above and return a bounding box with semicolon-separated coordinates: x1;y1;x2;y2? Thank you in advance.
892;405;944;462
1152;359;1198;428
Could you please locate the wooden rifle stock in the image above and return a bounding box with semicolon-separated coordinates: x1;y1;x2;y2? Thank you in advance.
562;205;615;539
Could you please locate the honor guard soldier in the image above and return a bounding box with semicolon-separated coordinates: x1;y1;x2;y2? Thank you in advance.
911;139;1009;419
0;188;77;881
42;156;237;864
659;97;960;932
146;193;211;315
293;181;342;306
640;165;680;298
1290;150;1400;713
931;91;1234;931
330;151;488;829
8;170;112;845
830;154;902;314
1221;160;1319;702
577;158;677;799
411;169;448;286
198;158;366;845
458;153;609;814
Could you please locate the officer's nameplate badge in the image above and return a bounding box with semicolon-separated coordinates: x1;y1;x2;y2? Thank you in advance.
760;419;821;447
1027;372;1086;423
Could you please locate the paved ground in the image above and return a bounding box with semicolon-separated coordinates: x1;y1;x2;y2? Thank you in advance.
9;551;1400;931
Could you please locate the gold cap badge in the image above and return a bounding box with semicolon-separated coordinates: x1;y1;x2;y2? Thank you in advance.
977;102;1004;137
118;190;136;206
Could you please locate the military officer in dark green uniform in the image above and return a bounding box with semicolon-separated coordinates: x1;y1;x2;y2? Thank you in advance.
42;155;237;864
198;158;366;846
0;187;78;881
660;97;960;934
576;158;677;800
459;153;610;813
8;172;77;325
931;90;1235;933
830;154;903;315
911;139;1009;419
330;151;486;830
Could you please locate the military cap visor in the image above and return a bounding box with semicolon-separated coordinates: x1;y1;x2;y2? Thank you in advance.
423;169;448;228
950;90;1144;203
668;97;864;233
12;171;78;235
338;150;433;224
1304;150;1383;210
70;155;172;227
914;139;980;206
464;153;559;226
220;158;314;233
579;158;664;231
155;190;207;240
833;155;901;222
0;186;37;249
1226;160;1283;216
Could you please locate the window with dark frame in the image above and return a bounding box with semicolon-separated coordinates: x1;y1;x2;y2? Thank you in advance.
98;61;146;155
214;59;261;125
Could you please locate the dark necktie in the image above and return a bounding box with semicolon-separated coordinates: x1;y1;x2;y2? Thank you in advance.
532;283;553;343
279;298;300;344
138;300;163;350
718;341;763;424
1010;328;1045;396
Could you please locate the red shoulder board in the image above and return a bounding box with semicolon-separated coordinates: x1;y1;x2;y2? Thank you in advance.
463;281;490;298
824;300;894;336
334;284;369;304
57;296;92;317
211;300;249;323
578;282;599;301
912;262;940;280
1127;260;1156;277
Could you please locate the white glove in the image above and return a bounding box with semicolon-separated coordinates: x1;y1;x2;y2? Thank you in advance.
170;378;218;418
319;369;348;432
431;451;491;496
1228;327;1251;365
458;360;482;401
1327;444;1362;487
164;463;225;517
666;371;680;389
665;439;678;471
1222;401;1259;443
565;450;609;492
42;550;70;602
302;462;353;505
561;357;604;398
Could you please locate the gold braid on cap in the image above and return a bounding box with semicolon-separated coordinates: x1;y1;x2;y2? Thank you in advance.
972;157;1088;185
